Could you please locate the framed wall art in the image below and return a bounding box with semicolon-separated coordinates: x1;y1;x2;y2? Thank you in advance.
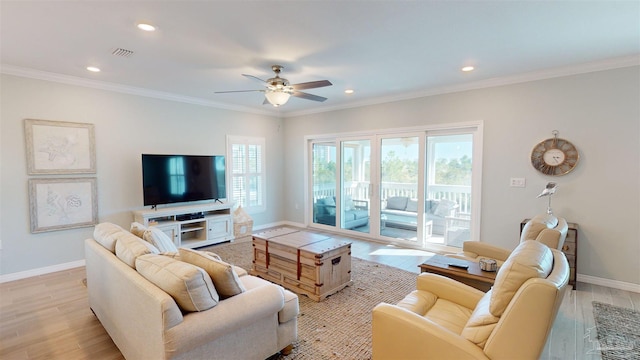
29;178;98;233
24;119;96;174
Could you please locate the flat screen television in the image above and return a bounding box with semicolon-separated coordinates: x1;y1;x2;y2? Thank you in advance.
142;154;226;206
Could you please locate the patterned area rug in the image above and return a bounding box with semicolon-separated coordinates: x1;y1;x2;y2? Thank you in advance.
201;241;418;360
592;301;640;360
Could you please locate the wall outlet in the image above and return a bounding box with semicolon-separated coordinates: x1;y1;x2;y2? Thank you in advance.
510;178;526;187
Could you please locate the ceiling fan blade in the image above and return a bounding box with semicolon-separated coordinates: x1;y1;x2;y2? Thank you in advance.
291;80;332;90
214;89;264;94
242;74;268;84
292;91;328;102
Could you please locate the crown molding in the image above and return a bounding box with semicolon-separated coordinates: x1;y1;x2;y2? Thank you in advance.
3;54;638;119
0;64;278;117
283;54;640;118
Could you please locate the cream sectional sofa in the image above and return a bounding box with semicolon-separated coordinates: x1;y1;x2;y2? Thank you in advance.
85;223;299;360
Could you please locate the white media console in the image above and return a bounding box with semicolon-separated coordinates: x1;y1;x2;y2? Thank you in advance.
132;202;234;249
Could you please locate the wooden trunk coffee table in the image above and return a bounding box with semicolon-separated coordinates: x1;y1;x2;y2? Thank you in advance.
419;255;497;292
251;228;353;301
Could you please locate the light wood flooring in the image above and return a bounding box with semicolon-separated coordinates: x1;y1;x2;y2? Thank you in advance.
1;236;638;360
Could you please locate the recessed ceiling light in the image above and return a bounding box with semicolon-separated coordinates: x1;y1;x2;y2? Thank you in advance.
461;66;475;72
86;66;101;72
137;23;156;32
345;89;354;94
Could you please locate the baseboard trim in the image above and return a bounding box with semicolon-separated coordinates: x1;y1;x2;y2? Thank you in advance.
0;260;85;284
577;274;640;293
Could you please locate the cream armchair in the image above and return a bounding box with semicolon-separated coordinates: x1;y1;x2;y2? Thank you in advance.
450;214;568;266
372;240;569;360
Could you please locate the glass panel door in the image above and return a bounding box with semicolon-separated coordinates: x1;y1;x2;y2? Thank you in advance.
311;142;337;227
340;139;371;234
425;134;474;247
379;136;422;243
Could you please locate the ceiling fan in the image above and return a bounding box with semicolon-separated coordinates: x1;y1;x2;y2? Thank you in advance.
215;65;332;107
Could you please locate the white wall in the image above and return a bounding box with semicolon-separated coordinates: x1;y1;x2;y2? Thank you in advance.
283;66;640;285
0;74;284;275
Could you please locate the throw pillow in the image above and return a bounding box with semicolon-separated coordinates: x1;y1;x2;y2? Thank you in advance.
143;227;178;253
93;222;126;252
136;254;219;312
385;197;408;211
179;248;246;299
344;196;355;211
434;199;457;217
323;197;336;216
405;199;418;212
130;222;147;238
115;232;160;268
160;251;180;259
425;199;437;214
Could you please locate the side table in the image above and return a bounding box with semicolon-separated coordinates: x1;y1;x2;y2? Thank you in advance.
521;219;578;289
419;255;496;292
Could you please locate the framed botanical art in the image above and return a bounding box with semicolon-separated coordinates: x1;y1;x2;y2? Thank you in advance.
29;178;98;233
24;119;96;174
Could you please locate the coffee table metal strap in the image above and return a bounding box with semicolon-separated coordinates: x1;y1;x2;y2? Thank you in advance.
297;249;302;280
265;240;270;268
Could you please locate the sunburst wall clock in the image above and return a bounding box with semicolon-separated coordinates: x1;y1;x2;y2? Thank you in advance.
531;130;579;176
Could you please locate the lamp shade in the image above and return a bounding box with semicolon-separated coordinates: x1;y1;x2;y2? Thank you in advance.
265;91;291;107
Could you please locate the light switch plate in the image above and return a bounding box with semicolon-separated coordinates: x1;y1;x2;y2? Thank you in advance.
510;178;526;187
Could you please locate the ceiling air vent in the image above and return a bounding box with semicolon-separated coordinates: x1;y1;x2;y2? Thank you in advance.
112;48;134;57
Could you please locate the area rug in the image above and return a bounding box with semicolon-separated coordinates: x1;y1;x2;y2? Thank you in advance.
592;301;640;360
201;241;418;359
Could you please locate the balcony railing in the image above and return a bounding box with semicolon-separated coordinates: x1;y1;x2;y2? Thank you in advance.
313;182;472;214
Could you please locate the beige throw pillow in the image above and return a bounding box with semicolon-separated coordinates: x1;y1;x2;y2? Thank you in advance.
136;254;219;312
179;248;246;299
143;227;178;253
115;232;160;268
130;222;147;238
93;222;126;252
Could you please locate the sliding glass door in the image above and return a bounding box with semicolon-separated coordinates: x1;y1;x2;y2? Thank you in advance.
311;142;337;227
340;139;371;234
378;135;423;244
308;124;481;249
425;133;474;247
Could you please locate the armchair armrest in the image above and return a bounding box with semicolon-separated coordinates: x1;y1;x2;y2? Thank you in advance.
372;303;489;360
352;199;369;210
416;273;485;309
462;241;512;262
169;283;285;350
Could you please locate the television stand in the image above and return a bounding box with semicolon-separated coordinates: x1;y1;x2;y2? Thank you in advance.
133;203;234;249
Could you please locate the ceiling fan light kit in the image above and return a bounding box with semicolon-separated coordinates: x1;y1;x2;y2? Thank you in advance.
215;64;332;107
264;91;291;107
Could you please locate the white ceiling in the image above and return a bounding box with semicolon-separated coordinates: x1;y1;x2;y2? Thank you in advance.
2;1;639;116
